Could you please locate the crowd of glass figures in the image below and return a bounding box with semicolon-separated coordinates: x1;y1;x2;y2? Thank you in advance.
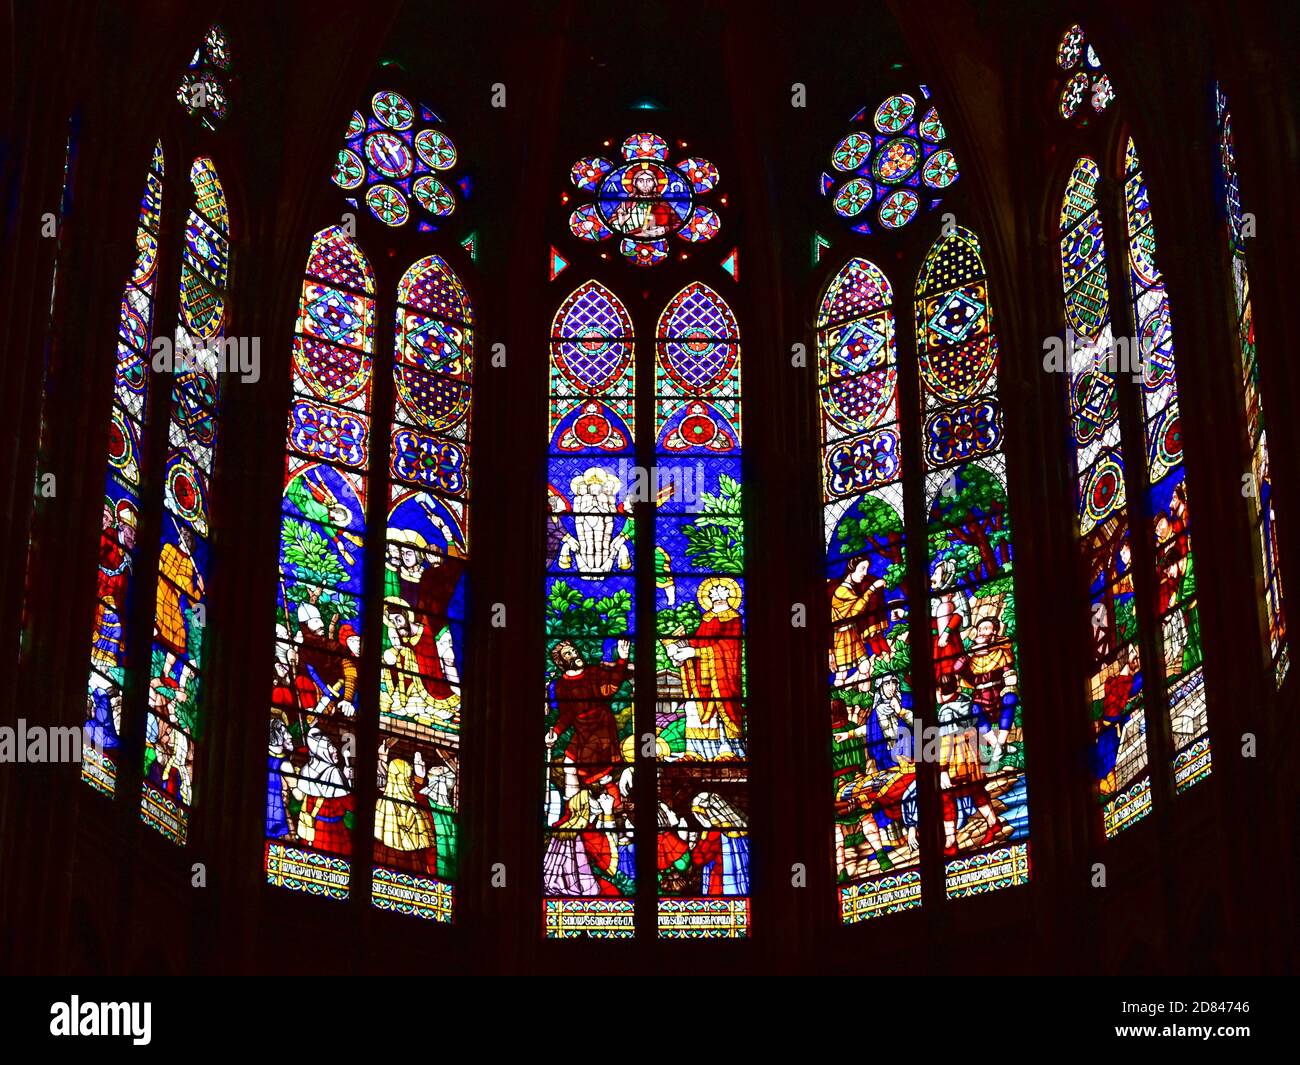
38;21;1285;932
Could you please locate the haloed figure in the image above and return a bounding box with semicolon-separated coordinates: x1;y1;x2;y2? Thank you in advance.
665;577;745;759
608;164;673;238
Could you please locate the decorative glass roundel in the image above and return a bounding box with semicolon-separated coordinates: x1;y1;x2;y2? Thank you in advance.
874;94;915;133
366;184;409;226
372;90;414;130
833;178;872;218
872;137;921;182
176;23;233;131
1056;24;1116;121
566;132;722;266
821;86;957;234
413;176;455;217
832;133;872;171
879;189;919;229
333;149;365;190
364;132;414;178
415;129;457;170
330;90;461;229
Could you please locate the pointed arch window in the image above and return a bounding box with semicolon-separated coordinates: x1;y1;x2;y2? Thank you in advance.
268;225;375;900
544;131;749;938
140;157;230;841
818;87;1031;924
917;228;1029;887
266;86;472;923
1214;84;1288;685
544;280;638;935
376;253;472;915
82;24;237;821
1059;156;1152;832
1051;24;1210;838
83;141;166;796
654;280;748;934
1123;138;1208;791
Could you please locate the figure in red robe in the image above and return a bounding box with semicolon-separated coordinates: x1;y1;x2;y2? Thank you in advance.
931;595;967;699
293;605;357;717
93;499;136;669
545;640;632;786
390;536;465;700
1155;511;1189;614
668;576;745;756
609;165;675;238
293;725;353;855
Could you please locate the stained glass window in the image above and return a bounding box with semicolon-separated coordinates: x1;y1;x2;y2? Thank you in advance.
543;280;638;937
373;254;472;921
567;134;721;266
654;282;748;937
176;24;233;130
544;127;744;937
1123;139;1209;791
1059;156;1153;834
82;141;164;797
267;225;375;899
140;158;230;842
1055;23;1115;123
818;257;920;921
1216;84;1289;685
820;87;958;235
268;85;473;916
331;90;460;231
820;91;1029;922
1052;13;1220;814
917;227;1030;896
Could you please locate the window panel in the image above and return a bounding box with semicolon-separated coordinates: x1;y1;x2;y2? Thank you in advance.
82;142;164;798
1059;157;1154;835
818;257;922;920
653;283;749;938
917;228;1031;896
1123;139;1210;787
372;255;472;921
265;227;374;898
544;280;638;937
1216;84;1288;685
140;156;231;840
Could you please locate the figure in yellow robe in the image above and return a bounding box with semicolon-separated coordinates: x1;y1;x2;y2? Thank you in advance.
829;557;889;684
156;539;202;656
154;525;204;700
